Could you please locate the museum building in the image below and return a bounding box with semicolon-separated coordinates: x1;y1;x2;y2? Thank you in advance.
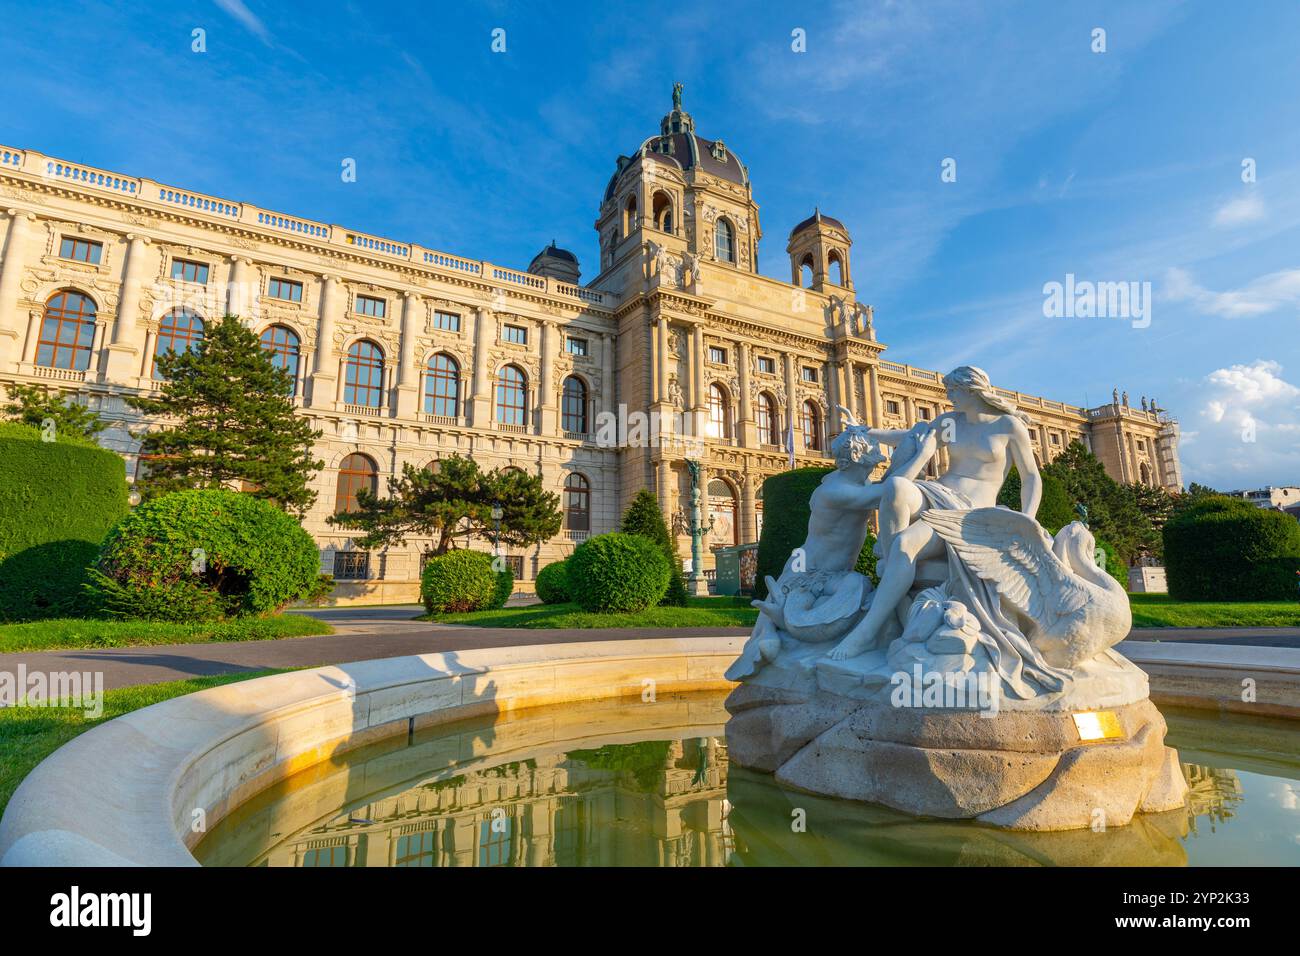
0;93;1182;601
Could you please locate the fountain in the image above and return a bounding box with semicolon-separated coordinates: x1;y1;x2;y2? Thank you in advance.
725;365;1188;830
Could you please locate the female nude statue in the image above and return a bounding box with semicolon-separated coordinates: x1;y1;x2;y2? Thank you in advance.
826;366;1041;661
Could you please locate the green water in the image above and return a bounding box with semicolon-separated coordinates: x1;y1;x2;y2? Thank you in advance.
195;695;1300;867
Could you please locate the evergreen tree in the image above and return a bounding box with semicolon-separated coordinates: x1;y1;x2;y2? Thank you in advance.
1041;440;1154;563
129;314;323;512
3;383;105;440
621;488;689;606
329;454;562;554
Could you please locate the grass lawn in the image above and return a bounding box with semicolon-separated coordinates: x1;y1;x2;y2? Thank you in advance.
427;595;758;629
1128;593;1300;629
0;669;284;816
0;613;332;654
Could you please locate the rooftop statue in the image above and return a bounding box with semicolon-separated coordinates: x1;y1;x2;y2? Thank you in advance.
724;365;1188;831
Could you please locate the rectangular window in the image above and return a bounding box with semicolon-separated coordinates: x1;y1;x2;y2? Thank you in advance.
757;356;776;374
268;278;303;302
708;346;728;365
886;400;901;415
333;551;370;580
170;259;209;284
801;366;818;383
917;406;932;421
356;295;386;318
1051;433;1062;446
566;336;588;356
59;237;102;264
505;555;525;580
502;324;527;345
433;311;461;332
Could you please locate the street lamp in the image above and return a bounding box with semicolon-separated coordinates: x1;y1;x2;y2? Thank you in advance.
491;501;504;557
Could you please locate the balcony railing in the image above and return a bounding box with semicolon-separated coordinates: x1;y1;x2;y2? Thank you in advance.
343;403;383;417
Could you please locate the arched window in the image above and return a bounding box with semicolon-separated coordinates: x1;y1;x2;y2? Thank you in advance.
623;195;638;237
652;191;673;233
561;375;588;434
423;353;460;417
564;472;590;531
153;309;205;378
334;453;378;514
715;218;735;263
708;383;731;439
756;392;779;446
344;340;385;408
259;325;300;395
801;400;821;451
36;290;97;371
1139;462;1151;486
828;251;845;287
708;478;738;547
495;365;528;426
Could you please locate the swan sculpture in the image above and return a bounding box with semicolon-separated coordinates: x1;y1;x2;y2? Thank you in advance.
920;507;1132;669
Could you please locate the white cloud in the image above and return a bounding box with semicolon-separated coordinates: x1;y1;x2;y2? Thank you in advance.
1164;266;1300;318
1213;191;1265;227
1181;360;1300;489
214;0;272;46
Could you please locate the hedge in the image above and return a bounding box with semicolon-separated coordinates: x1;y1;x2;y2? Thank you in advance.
88;488;321;621
754;468;876;601
567;533;670;612
535;560;570;604
0;422;128;621
1163;496;1300;601
422;549;512;615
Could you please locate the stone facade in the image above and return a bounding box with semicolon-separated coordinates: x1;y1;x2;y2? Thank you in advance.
0;99;1180;603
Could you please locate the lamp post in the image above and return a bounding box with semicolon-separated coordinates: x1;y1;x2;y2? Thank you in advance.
684;459;714;596
491;501;503;559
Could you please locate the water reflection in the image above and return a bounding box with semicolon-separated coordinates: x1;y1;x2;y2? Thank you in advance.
195;696;1299;867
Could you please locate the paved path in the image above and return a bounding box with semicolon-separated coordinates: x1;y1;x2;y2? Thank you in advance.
1;604;1297;692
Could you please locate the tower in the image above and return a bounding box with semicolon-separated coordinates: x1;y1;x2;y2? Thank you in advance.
787;208;852;291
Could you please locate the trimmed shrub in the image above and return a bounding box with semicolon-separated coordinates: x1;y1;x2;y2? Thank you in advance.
567;533;671;613
490;558;514;609
754;468;877;601
88;488;320;621
1094;539;1127;587
421;549;511;614
535;560;571;604
621;488;688;606
0;422;128;621
1163;496;1300;601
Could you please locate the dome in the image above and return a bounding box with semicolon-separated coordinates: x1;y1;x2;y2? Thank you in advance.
527;241;581;283
789;208;848;239
603;87;749;202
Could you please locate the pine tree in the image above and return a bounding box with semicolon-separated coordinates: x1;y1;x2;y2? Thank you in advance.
129;314;323;512
329;454;562;554
621;488;689;606
1041;440;1154;563
3;383;105;439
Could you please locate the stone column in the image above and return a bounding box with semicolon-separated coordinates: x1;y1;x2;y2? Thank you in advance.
539;319;557;434
600;330;615;420
310;275;342;408
827;359;843;435
656;315;670;406
470;306;494;426
783;351;797;454
225;255;253;322
736;340;754;447
395;291;421;419
0;209;34;373
740;472;757;545
104;233;151;383
691;322;706;438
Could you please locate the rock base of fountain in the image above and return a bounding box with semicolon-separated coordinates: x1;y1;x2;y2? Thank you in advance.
724;649;1189;832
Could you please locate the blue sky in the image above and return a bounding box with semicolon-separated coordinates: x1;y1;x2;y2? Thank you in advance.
1;0;1297;489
